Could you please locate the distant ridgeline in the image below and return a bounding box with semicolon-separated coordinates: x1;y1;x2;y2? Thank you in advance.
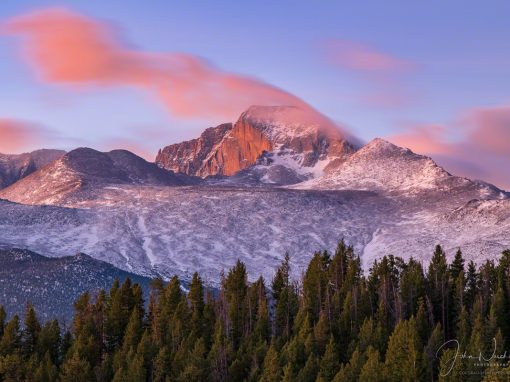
0;242;509;381
0;248;152;323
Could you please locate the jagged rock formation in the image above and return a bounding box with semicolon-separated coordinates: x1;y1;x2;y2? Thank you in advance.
0;149;65;189
156;106;355;183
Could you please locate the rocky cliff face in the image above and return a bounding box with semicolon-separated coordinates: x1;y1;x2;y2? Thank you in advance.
155;106;354;182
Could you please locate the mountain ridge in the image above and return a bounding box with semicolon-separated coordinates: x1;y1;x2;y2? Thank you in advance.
0;147;199;205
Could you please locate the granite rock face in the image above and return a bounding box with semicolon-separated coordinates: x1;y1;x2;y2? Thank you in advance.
156;106;354;181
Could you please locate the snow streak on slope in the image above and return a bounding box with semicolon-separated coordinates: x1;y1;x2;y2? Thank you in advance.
0;187;393;283
1;180;509;285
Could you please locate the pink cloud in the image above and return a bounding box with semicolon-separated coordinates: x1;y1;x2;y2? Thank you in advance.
387;104;510;190
321;39;417;108
1;8;322;121
323;40;415;74
465;105;510;155
0;119;53;154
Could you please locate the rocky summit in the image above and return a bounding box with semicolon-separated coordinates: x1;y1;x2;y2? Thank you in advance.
156;106;355;184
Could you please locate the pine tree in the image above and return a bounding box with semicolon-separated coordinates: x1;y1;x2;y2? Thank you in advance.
259;343;281;382
224;260;248;350
465;260;479;311
189;272;205;339
36;320;61;363
384;318;422;382
317;337;339;382
302;251;330;325
450;249;465;280
297;352;318;382
272;255;298;341
332;348;365;382
437;347;462;382
0;315;21;356
179;338;209;382
59;352;94;382
359;346;383;382
33;351;58;382
427;244;450;339
400;258;426;319
423;323;443;382
23;303;41;356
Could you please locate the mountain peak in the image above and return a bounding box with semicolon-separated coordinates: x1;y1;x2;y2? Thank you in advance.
156;106;352;182
238;105;343;144
293;139;460;193
362;138;411;155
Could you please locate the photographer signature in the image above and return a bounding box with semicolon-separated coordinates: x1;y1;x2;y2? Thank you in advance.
437;338;510;376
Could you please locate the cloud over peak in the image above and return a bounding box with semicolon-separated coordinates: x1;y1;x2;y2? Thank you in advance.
1;8;317;121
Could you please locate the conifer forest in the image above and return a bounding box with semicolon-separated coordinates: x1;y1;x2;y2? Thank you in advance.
1;242;510;382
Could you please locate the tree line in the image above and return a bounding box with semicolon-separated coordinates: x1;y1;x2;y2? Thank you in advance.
0;241;510;381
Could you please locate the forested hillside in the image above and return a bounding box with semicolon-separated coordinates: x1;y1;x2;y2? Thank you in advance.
0;242;509;381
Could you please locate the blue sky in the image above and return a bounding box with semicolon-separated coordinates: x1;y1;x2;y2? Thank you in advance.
0;1;509;187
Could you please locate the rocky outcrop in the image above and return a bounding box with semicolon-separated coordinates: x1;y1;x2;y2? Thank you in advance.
0;149;65;189
155;123;233;176
156;106;355;179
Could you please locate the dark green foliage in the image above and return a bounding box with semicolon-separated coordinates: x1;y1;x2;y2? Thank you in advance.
0;242;508;381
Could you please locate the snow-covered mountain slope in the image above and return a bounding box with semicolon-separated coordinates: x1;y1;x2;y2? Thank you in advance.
0;178;509;285
0;149;65;189
293;138;504;197
0;147;198;205
157;106;355;184
0;133;508;285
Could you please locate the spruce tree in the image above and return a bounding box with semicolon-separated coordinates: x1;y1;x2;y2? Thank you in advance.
0;315;21;356
259;343;281;382
359;346;383;382
318;337;339;382
384;318;422;382
59;352;94;382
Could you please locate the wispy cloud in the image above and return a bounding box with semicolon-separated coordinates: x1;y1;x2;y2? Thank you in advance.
1;8;325;122
388;104;510;190
0;118;55;154
323;40;415;74
321;39;417;108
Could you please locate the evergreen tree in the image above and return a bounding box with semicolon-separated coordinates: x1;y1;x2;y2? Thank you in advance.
59;352;94;382
189;272;205;339
384;318;422;382
317;337;339;382
0;315;21;356
259;343;281;382
427;245;450;339
359;346;383;382
224;260;248;350
33;351;58;382
22;303;41;356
